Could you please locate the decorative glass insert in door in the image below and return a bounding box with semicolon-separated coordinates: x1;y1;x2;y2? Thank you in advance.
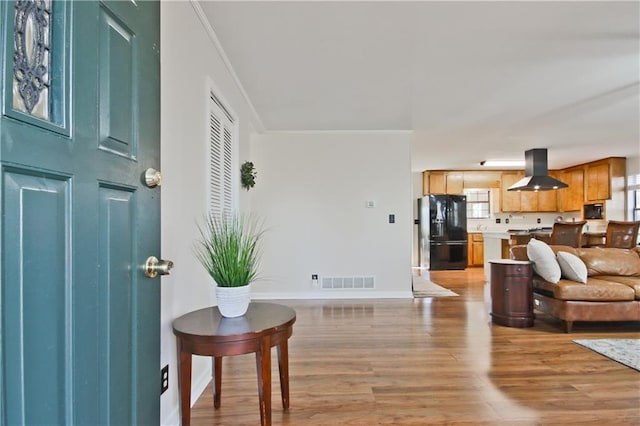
13;0;51;120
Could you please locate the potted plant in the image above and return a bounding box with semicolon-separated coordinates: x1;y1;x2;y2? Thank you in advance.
194;213;264;317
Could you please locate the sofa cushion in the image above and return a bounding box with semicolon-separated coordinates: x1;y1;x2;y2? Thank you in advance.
557;252;587;284
593;275;640;299
527;239;561;283
535;277;636;301
577;248;640;277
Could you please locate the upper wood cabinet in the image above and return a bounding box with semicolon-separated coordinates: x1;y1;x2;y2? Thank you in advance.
501;172;522;212
423;171;462;194
585;162;610;201
500;171;558;212
536;171;559;212
463;171;501;188
520;189;539;212
581;157;626;203
423;157;625;214
559;168;584;212
445;172;464;194
428;172;446;194
422;172;429;195
423;170;501;195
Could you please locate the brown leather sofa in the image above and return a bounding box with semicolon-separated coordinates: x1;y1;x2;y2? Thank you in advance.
510;245;640;332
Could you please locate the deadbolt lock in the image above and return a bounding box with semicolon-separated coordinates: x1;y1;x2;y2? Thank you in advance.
145;256;174;278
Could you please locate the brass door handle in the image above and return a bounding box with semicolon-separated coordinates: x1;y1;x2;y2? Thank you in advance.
145;256;174;278
144;168;162;188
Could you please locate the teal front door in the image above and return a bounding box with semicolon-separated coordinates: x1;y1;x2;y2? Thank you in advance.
0;1;161;424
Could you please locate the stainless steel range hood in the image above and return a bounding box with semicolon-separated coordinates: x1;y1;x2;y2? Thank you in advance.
507;149;568;191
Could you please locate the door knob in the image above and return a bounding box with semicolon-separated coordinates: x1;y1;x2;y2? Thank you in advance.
144;256;174;278
144;168;162;188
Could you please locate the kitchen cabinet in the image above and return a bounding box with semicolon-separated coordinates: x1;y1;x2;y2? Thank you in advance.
424;171;464;194
500;172;522;212
520;190;538;212
429;172;446;194
536;171;559;212
559;168;584;212
583;157;626;219
586;162;610;201
467;233;484;267
500;171;558;212
445;172;464;194
463;171;501;189
422;172;429;196
422;157;624;214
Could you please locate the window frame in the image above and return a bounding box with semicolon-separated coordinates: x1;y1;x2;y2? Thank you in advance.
464;188;491;219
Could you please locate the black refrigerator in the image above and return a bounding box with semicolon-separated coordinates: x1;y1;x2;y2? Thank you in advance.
418;194;468;270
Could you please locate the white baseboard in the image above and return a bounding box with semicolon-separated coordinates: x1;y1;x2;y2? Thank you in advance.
191;368;212;406
251;291;412;299
162;367;212;426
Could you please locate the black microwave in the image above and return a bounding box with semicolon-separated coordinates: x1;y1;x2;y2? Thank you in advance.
584;203;603;220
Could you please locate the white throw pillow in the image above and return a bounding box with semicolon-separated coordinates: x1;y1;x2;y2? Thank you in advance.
557;251;588;284
526;238;561;284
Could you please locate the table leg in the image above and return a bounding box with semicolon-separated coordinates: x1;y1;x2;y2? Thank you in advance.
277;339;290;410
177;341;192;426
212;356;222;409
255;335;272;426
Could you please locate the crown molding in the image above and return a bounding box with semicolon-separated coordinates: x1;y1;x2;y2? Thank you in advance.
190;0;265;132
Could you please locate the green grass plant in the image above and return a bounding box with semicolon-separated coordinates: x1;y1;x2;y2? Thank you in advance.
195;214;264;287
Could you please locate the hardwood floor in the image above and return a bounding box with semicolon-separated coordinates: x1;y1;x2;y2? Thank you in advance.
189;268;640;425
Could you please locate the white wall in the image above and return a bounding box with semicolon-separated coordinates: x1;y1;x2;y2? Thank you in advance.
160;2;255;424
626;154;640;221
411;172;424;267
250;132;413;299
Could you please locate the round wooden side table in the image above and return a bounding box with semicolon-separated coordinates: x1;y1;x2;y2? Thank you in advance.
173;302;296;426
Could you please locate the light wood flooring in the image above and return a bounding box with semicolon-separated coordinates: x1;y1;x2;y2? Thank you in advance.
189;268;640;425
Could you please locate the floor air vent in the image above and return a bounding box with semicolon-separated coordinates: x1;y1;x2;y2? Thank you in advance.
321;276;375;290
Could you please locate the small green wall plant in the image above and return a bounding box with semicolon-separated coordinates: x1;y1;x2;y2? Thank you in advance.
240;161;257;190
194;214;264;287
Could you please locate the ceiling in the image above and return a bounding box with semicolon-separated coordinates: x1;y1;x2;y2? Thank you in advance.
199;1;639;172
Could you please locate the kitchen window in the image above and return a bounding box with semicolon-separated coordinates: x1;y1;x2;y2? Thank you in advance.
465;189;491;219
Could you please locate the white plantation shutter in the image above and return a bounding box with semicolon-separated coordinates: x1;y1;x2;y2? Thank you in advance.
209;94;236;216
223;127;233;213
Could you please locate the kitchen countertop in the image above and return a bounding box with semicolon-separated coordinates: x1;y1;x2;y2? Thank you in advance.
482;229;606;241
482;228;552;239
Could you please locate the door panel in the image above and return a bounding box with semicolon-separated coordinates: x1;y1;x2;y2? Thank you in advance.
98;6;136;157
1;1;160;424
98;186;135;425
2;169;70;425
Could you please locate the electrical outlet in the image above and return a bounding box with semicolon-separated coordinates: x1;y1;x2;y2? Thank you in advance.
161;364;169;394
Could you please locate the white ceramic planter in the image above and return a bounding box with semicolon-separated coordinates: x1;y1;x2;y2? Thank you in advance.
215;284;251;318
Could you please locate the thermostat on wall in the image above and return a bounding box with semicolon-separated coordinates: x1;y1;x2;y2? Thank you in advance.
366;200;376;208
